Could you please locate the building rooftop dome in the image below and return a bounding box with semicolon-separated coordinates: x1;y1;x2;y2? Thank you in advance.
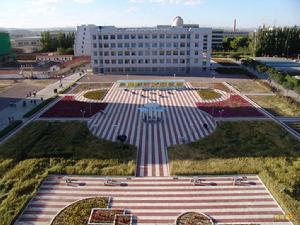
172;16;184;27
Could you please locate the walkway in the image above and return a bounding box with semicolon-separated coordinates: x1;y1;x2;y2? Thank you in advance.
14;175;292;225
88;83;216;177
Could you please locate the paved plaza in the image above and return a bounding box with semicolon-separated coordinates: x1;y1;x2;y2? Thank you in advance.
15;175;292;225
87;82;216;177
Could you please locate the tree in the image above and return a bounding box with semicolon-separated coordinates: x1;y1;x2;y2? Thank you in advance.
40;31;52;52
222;36;233;51
230;36;249;51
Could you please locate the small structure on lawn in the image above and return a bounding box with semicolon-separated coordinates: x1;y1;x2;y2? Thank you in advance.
139;102;165;123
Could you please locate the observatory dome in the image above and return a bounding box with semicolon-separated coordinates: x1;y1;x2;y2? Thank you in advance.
172;16;184;27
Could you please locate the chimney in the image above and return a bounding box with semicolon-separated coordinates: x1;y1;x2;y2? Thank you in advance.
233;19;237;33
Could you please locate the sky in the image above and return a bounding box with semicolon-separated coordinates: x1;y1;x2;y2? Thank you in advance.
0;0;299;29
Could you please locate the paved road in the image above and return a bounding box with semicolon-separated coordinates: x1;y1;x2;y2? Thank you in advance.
0;73;85;142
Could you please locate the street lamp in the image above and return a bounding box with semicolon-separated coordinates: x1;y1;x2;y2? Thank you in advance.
212;72;216;116
219;109;225;120
80;109;86;118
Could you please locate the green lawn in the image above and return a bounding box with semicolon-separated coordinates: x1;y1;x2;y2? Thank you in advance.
83;90;107;100
229;80;272;93
0;121;136;225
250;95;300;117
197;89;222;100
69;83;113;94
169;121;300;225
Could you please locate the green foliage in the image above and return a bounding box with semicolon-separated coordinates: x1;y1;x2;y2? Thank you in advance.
52;197;108;225
40;31;75;53
215;67;255;77
254;26;300;57
0;121;22;139
23;97;57;118
230;36;249;51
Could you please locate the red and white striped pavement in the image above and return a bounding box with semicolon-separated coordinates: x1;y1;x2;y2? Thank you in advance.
87;82;216;177
14;175;292;225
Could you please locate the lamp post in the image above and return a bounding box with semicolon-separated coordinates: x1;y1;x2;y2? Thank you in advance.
219;109;225;120
212;72;216;116
80;109;86;118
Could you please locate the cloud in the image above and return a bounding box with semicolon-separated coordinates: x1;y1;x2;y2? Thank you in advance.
125;6;139;13
129;0;204;5
73;0;94;3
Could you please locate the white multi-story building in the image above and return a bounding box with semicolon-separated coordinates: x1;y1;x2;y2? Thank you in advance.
75;17;212;75
74;24;96;56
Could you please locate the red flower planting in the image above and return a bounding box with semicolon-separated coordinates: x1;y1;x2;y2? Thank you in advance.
196;95;264;117
41;96;108;118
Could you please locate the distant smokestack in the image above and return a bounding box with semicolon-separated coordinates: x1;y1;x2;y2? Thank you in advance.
233;19;237;33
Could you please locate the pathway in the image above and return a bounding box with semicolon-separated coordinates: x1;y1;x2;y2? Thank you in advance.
88;83;216;177
14;175;292;225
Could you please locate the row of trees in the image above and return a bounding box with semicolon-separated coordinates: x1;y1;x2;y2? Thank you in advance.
254;26;300;57
222;36;251;53
40;32;75;54
242;58;300;93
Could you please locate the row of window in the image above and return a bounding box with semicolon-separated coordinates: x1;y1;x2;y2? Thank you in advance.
93;34;208;41
93;42;208;49
94;58;207;65
96;66;209;74
94;50;206;57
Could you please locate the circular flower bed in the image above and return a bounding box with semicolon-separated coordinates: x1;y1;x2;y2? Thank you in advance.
51;197;108;225
176;212;213;225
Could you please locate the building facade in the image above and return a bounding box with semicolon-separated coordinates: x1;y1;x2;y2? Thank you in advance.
212;29;251;50
74;24;96;57
75;17;212;75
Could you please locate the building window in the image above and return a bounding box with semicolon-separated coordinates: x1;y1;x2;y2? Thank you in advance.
138;43;143;48
159;43;164;48
145;43;150;48
111;59;117;64
152;34;157;39
98;35;102;40
152;59;157;64
194;58;199;63
159;34;165;39
166;50;172;56
104;51;109;56
180;59;185;64
145;51;150;56
92;35;96;40
93;51;97;56
117;35;123;39
173;34;179;39
105;60;110;64
125;51;130;56
180;43;185;48
195;34;199;39
125;59;130;64
118;43;123;48
145;59;150;64
166;34;172;39
138;51;143;56
99;51;103;56
131;34;136;39
160;59;164;64
99;43;103;48
152;43;158;48
131;59;137;64
138;59;143;64
111;51;116;56
111;35;115;40
131;51;136;56
124;34;130;39
103;35;109;40
111;43;116;48
187;34;191;39
118;51;123;56
94;60;98;64
93;43;97;48
104;43;109;48
194;50;199;55
180;51;185;56
138;34;143;39
173;50;178;55
180;34;186;39
159;50;165;56
131;43;136;48
195;42;199;48
145;34;150;39
152;51;157;56
173;43;178;48
124;43;130;48
166;42;172;48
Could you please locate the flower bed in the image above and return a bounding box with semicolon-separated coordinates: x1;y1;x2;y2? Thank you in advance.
196;95;264;117
197;89;222;100
41;96;108;118
176;212;213;225
88;209;125;225
114;214;132;225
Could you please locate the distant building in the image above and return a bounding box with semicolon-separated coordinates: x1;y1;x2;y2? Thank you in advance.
36;54;73;63
75;17;212;75
74;25;96;57
13;36;41;53
212;29;251;50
